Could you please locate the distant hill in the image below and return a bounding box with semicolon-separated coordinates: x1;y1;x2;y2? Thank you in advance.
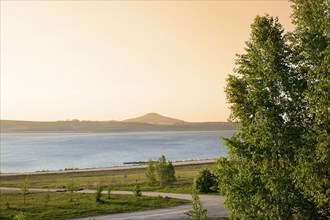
0;114;237;133
123;113;185;124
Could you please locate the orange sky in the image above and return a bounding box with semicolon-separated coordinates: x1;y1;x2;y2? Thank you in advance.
1;0;293;122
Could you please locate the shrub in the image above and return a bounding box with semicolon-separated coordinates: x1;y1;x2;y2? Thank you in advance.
185;189;208;220
194;168;217;193
13;212;27;220
67;179;77;202
95;185;105;202
133;184;142;197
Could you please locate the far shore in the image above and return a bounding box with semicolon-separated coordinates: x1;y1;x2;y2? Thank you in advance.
0;159;217;177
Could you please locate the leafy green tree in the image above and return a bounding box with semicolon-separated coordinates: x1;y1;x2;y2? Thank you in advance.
167;161;176;184
185;188;208;220
289;0;330;217
146;159;156;186
218;0;329;218
155;155;176;187
194;168;217;193
155;155;168;188
218;14;309;219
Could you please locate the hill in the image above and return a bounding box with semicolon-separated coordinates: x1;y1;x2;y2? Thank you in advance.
123;113;185;124
0;114;236;133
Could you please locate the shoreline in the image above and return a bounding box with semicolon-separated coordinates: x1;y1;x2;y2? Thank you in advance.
0;159;217;177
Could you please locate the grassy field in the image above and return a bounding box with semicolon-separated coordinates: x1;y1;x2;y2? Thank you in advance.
0;163;217;194
0;190;189;220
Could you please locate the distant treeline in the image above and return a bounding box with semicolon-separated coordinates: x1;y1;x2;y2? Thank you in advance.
0;120;236;133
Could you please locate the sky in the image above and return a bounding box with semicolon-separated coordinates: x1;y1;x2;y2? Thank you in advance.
1;0;293;122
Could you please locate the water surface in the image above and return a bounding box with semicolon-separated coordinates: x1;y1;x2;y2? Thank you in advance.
1;131;235;173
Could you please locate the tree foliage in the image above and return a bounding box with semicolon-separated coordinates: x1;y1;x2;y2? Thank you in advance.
95;185;105;202
133;184;142;197
20;177;29;205
155;155;176;188
194;168;217;193
146;159;157;186
13;212;27;220
218;0;329;218
66;179;77;202
185;188;208;220
289;0;330;216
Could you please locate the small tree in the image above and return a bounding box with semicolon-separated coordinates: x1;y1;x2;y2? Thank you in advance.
5;199;10;209
167;161;176;183
146;159;156;186
66;179;77;202
44;189;50;206
155;155;168;188
155;155;176;187
133;184;142;197
20;177;29;205
107;185;111;199
185;189;208;220
95;185;105;203
194;168;217;193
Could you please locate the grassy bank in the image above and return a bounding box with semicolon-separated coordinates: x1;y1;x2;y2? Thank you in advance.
0;190;189;220
0;163;217;194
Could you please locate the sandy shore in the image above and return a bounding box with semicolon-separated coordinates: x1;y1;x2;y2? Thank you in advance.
0;159;217;177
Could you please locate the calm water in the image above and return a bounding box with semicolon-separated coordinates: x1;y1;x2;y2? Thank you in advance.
0;131;235;173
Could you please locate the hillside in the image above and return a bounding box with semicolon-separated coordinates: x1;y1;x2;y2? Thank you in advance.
123;113;185;124
0;120;236;133
1;113;236;133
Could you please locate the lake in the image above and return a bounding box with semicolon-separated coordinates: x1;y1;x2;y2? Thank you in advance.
0;130;235;173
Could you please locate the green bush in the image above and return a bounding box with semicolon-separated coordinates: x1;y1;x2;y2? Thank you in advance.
13;212;27;220
95;185;105;202
185;189;208;220
133;184;142;197
194;168;217;193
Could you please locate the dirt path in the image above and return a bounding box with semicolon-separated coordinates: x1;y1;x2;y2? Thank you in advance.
0;187;229;220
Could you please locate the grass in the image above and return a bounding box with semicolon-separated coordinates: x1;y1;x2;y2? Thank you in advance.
0;163;217;194
0;190;189;220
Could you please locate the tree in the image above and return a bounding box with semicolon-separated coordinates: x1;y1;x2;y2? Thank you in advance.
133;184;142;197
67;179;77;202
107;185;112;199
218;15;310;219
185;188;208;220
289;0;330;217
167;161;176;184
155;155;176;187
44;188;50;206
145;159;156;186
95;185;105;203
21;177;29;205
194;168;217;193
218;0;329;218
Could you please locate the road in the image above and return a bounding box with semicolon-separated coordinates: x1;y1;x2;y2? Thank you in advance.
0;187;229;220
